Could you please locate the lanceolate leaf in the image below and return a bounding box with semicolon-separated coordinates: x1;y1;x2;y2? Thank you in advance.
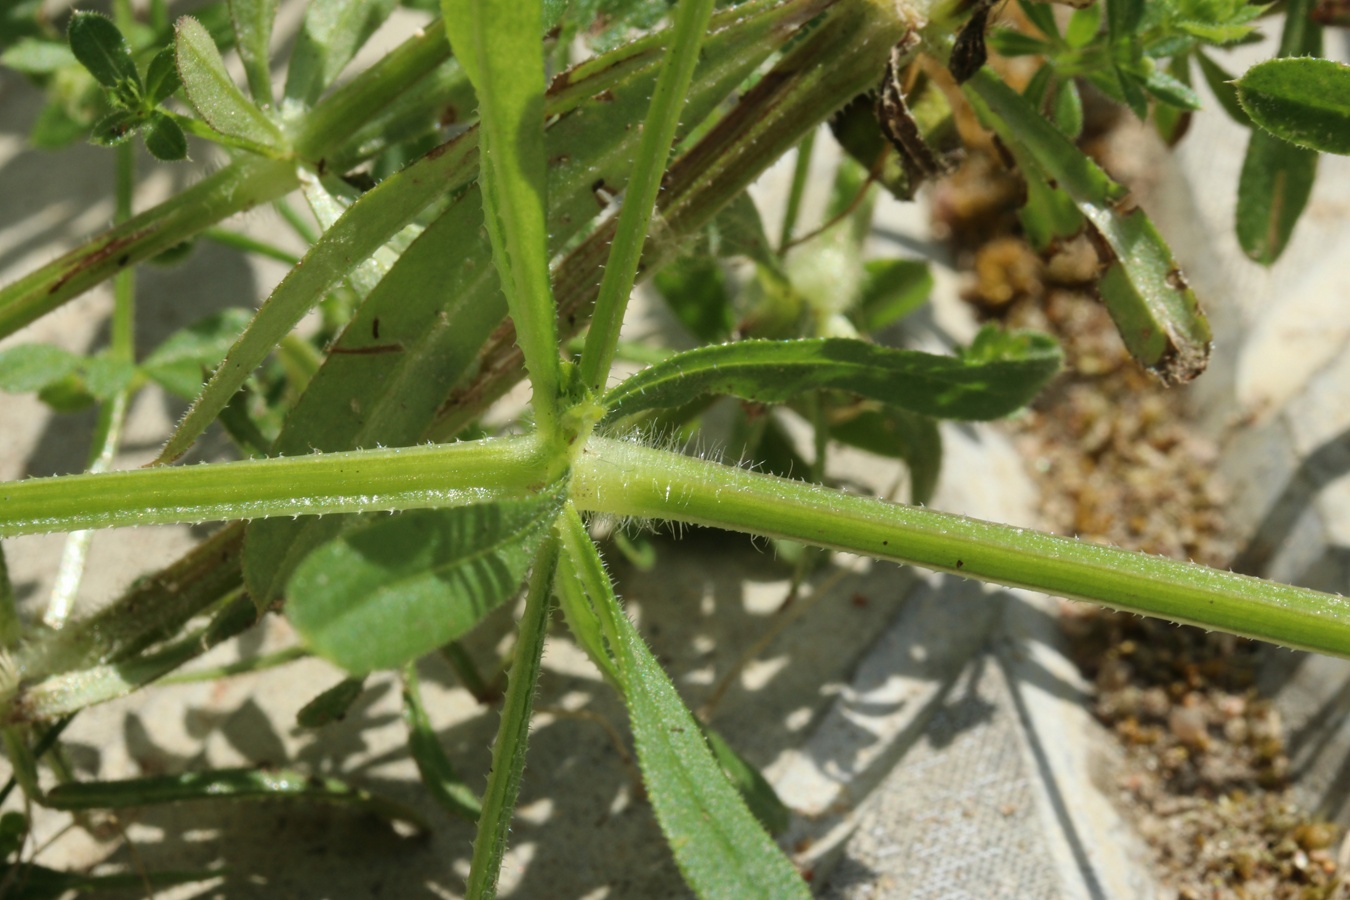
403;664;482;820
286;491;564;674
228;0;279;105
1237;58;1350;155
701;725;791;836
1235;0;1323;263
175;16;286;153
963;69;1212;384
285;0;398;107
852;258;932;332
441;0;562;437
557;509;811;899
601;332;1061;425
295;676;366;727
1236;130;1318;264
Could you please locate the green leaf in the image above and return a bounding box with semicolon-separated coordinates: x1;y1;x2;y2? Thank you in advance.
1196;50;1252;127
228;0;279;105
1153;88;1190;146
403;664;482;820
287;493;563;674
1;38;76;74
1065;3;1101;48
174;15;286;152
985;30;1051;58
30;100;90;149
556;509;811;900
1115;65;1150;119
1017;0;1060;39
1144;67;1202;110
441;0;562;436
1022;63;1055;110
702;726;791;835
285;0;398;106
143;111;188;161
851;258;932;332
144;46;183;107
1106;0;1143;47
555;543;624;686
296;676;366;727
82;353;136;399
90;109;142;146
37;375;96;412
67;12;140;94
1175;20;1259;43
602;333;1062;425
1050;77;1085;138
141;308;252;398
0;344;82;392
1237;58;1350;155
1233;0;1322;263
964;70;1212;384
1236;129;1317;263
829;406;942;505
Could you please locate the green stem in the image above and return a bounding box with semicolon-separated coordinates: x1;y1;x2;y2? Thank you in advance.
777;130;817;252
0;435;551;538
466;534;560;899
157;646;309;685
439;642;496;703
46;141;139;630
578;0;718;394
42;766;427;831
572;437;1350;659
0;156;298;340
273;197;318;244
202;228;301;265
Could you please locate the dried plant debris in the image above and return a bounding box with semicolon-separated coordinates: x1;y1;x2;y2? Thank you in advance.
935;137;1349;897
